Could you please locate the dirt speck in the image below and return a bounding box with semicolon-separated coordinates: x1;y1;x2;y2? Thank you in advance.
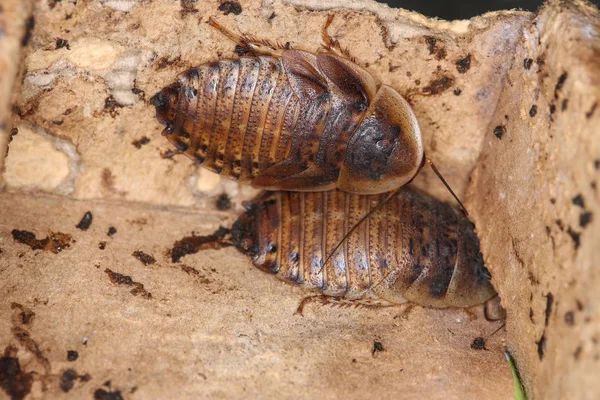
155;56;182;70
493;125;505;139
11;326;50;374
572;194;585;208
99;242;107;250
11;230;72;254
104;269;152;299
544;292;554;326
180;265;213;284
529;105;537;117
372;341;384;357
132;251;155;266
94;388;124;400
529;308;535;323
10;304;35;326
566;227;581;250
0;346;34;400
169;227;231;263
453;88;462;96
579;212;593;228
455;54;471;73
104;96;122;118
102;169;117;193
536;331;547;360
422;76;454;95
180;0;198;17
67;350;78;362
435;47;446;60
107;227;117;237
76;211;93;231
132;136;150;149
564;311;575;326
470;337;486;350
554;72;568;99
234;44;250;56
586;102;597;119
523;58;533;70
21;16;35;47
60;369;78;392
424;36;436;52
132;85;145;101
219;1;242;15
127;218;147;227
216;193;232;210
56;38;70;50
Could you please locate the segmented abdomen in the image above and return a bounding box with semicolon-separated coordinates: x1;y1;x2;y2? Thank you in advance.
161;56;298;181
232;189;496;308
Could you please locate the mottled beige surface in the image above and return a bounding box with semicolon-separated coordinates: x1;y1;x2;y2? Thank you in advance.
1;0;598;399
3;124;78;194
467;1;600;399
0;0;34;186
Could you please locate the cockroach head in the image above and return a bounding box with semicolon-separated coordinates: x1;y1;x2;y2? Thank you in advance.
231;193;280;274
338;85;424;194
231;202;260;258
150;82;180;133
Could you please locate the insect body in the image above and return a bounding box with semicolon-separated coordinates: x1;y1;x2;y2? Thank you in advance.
231;188;495;308
151;18;424;195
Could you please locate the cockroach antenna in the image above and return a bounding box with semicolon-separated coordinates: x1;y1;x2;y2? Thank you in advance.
322;157;467;269
321;187;403;270
426;156;468;215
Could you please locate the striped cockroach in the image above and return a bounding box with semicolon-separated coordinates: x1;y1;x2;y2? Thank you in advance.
231;188;495;309
151;16;466;211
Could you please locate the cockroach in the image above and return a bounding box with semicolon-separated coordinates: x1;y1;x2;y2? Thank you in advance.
231;188;496;309
151;16;466;212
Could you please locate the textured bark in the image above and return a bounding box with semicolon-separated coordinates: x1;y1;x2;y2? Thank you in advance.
0;0;598;399
467;1;600;399
0;0;34;186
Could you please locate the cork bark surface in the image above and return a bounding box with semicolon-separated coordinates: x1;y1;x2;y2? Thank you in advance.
0;0;598;399
467;1;600;399
0;1;34;186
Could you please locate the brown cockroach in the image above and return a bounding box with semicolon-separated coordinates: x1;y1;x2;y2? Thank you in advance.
150;16;465;212
231;188;496;309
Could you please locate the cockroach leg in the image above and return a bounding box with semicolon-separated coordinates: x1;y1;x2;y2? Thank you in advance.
294;294;398;316
207;18;248;49
321;15;355;61
207;17;287;57
294;295;326;316
393;304;415;320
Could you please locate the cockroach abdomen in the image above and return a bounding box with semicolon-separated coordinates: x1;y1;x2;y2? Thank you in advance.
232;188;496;309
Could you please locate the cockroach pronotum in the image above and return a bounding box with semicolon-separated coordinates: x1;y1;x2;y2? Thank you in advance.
151;16;466;212
231;188;496;309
